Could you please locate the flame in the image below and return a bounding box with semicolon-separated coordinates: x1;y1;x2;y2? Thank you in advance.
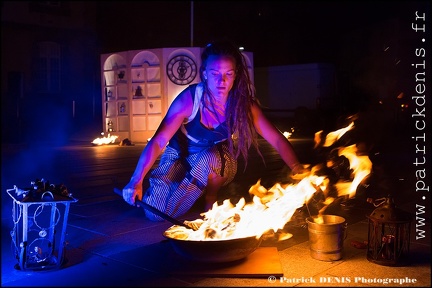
166;174;327;241
314;121;371;198
283;130;294;139
335;144;372;198
315;121;354;148
92;133;119;145
165;119;372;241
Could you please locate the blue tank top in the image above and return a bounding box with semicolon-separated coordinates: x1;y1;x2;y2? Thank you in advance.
167;84;228;155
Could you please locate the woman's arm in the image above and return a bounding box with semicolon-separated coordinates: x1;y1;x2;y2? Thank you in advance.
122;88;194;205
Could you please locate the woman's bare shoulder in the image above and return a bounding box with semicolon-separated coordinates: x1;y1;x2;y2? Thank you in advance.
167;85;195;116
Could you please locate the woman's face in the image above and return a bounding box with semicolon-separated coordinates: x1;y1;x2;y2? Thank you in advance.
203;55;236;98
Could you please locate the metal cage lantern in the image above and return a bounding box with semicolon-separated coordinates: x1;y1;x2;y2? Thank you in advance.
366;196;412;266
6;179;77;271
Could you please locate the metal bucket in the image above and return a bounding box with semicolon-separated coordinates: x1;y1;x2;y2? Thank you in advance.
306;215;347;261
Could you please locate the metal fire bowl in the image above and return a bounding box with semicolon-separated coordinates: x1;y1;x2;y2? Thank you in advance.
163;232;262;263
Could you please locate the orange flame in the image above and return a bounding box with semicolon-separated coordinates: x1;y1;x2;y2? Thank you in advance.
92;133;118;145
166;120;372;241
167;174;328;241
335;144;372;198
315;121;354;148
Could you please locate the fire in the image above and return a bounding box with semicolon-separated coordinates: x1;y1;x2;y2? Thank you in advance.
319;121;354;147
92;133;119;145
166;173;327;241
335;144;372;198
283;130;293;138
164;120;372;241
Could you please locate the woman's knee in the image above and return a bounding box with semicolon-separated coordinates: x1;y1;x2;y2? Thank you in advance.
208;172;226;185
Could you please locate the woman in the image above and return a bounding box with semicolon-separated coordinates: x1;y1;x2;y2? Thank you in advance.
122;40;304;221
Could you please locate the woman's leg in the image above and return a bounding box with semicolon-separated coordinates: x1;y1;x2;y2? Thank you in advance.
190;142;238;211
205;173;227;211
144;143;237;220
143;148;196;221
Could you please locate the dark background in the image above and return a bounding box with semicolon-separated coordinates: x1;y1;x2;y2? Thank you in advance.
1;1;430;144
96;1;431;142
96;1;424;66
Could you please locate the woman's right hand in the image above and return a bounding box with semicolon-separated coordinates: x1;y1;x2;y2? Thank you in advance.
290;163;310;180
122;182;143;206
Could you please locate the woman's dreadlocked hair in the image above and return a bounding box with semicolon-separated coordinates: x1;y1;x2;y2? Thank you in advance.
200;40;263;168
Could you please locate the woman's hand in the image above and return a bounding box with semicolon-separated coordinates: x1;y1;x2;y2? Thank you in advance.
122;182;143;206
290;163;310;180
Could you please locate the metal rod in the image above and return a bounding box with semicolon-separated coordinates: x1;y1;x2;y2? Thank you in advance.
113;188;194;229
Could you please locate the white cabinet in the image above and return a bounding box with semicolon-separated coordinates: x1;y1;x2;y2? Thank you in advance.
101;47;253;143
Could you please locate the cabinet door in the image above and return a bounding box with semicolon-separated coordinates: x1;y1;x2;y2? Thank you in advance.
132;116;146;131
147;115;162;131
132;101;146;115
117;116;129;132
147;83;161;97
131;68;145;83
105;102;116;117
117;84;128;99
147;99;161;114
